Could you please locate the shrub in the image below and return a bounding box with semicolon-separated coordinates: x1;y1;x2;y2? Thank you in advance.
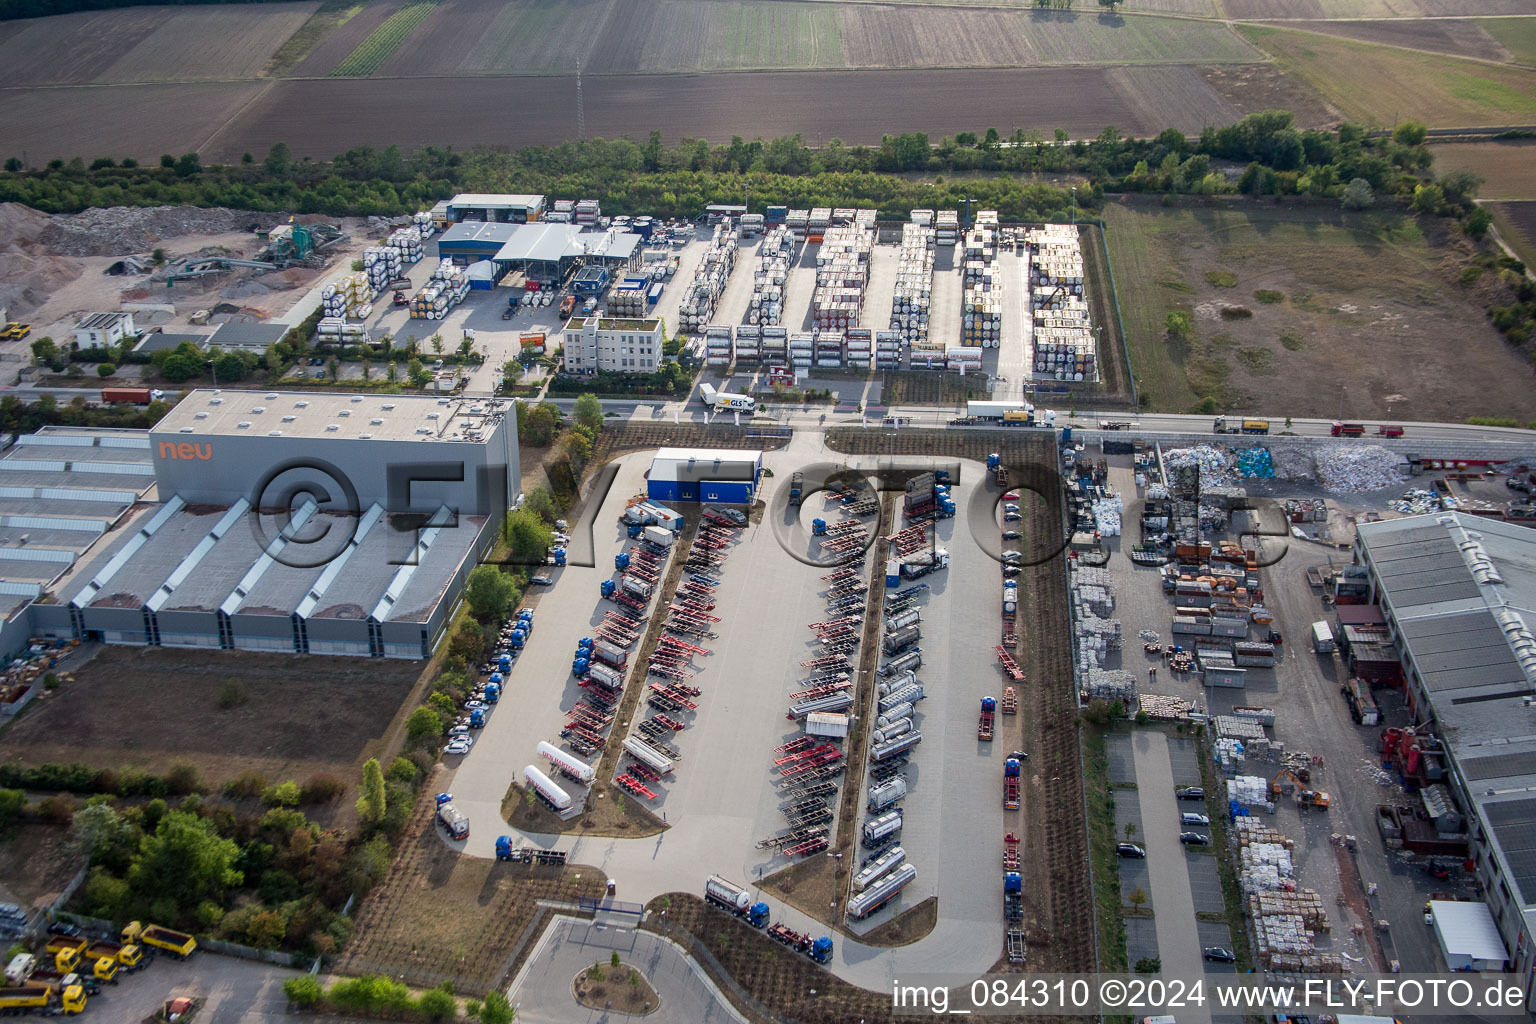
1219;306;1253;320
224;772;269;800
96;363;117;377
418;988;456;1021
43;673;58;690
299;773;345;805
387;757;418;785
1254;289;1283;304
164;762;203;796
217;679;247;709
283;975;322;1007
1205;270;1238;288
262;781;302;807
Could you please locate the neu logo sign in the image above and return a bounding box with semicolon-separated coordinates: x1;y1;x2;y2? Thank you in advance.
158;441;213;460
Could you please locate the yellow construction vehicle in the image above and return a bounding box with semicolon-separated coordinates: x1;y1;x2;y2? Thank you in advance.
0;981;87;1015
1271;769;1330;810
0;321;31;341
122;921;198;959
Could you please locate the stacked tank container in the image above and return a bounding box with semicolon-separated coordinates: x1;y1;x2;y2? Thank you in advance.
678;221;738;333
788;332;814;369
845;327;872;368
890;223;933;347
748;227;792;326
609;277;650;318
910;209;934;227
816;330;844;368
811;223;872;331
735;325;761;365
575;199;601;225
387;227;423;265
808;208;832;241
875;329;903;370
909;341;946;369
547;199;575;223
947;344;983;371
934;211;959;247
361;245;403;296
322;272;374;319
411;211;435;239
410;259;469;320
761;326;788;364
786;210;809;241
1025;225;1096;381
961;227;1002;348
705;325;734;367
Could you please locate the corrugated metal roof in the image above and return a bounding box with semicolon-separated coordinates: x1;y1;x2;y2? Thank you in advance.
1484;800;1536;904
1430;900;1508;961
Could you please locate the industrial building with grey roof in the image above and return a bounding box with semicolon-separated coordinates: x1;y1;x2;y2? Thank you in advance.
1353;512;1536;1001
9;390;519;660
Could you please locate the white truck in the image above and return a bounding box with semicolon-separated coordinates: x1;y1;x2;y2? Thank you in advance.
699;382;756;413
899;548;949;579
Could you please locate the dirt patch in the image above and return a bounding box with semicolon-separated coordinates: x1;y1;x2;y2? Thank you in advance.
503;780;667;839
1102;199;1536;418
574;961;659;1014
854;895;937;947
0;645;421;790
1200;62;1341;128
0;824;80;908
338;779;609;996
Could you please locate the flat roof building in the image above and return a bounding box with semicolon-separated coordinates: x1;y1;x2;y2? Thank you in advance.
445;193;545;224
562;317;663;376
1353;512;1536;1004
73;312;135;347
647;447;762;505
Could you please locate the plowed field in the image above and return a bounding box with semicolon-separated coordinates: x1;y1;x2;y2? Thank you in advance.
1430;141;1536;200
1254;18;1513;63
94;3;317;83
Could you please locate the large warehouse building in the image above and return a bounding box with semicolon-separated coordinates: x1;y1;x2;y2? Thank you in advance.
1353;513;1536;1003
21;390;520;660
436;222;642;283
647;448;762;505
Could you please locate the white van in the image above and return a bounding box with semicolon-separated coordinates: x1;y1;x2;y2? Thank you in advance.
1312;620;1335;654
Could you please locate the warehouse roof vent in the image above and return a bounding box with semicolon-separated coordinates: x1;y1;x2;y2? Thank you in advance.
338;409;351;418
265;393;278;400
268;430;282;437
427;412;440;420
208;397;223;405
382;404;395;411
416;428;432;435
281;415;296;423
325;424;339;432
251;407;265;415
359;433;373;439
350;395;363;403
370;418;383;425
194;412;208;420
236;421;251;429
294;400;309;408
179;427;194;433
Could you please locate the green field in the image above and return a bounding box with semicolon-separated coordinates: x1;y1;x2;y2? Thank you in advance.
1100;202;1534;420
330;0;438;77
1481;17;1536;66
267;0;363;75
1240;24;1536;126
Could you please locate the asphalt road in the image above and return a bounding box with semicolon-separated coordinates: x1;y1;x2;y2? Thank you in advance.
94;952;301;1024
508;915;747;1024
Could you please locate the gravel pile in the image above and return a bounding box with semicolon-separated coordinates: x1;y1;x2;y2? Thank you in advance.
1314;445;1406;492
0;202;83;313
1267;445;1317;482
38;206;282;257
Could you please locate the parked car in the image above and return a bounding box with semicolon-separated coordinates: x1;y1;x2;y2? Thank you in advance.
1001;566;1022;577
1179;832;1211;846
1116;843;1146;858
530;574;553;586
1181;812;1210;826
714;508;748;525
1001;552;1023;564
1001;531;1022;541
1003;504;1020;513
448;724;470;737
552;533;571;545
445;738;472;755
1203;947;1236;963
47;922;82;937
1004;512;1022;522
1008;750;1028;762
1003;492;1019;501
554;520;569;531
464;700;487;710
1176;787;1205;800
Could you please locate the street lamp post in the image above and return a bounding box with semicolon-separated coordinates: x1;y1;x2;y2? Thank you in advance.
1070;187;1077;226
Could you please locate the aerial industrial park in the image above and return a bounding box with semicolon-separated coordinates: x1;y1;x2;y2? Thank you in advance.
0;0;1535;1016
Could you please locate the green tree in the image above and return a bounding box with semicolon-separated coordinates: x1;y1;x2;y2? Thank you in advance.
174;152;202;178
1341;178;1374;211
1463;207;1493;238
262;781;301;807
356;758;386;823
1135;956;1162;973
127;811;243;912
406;707;444;746
563;429;593;467
407;357;429;388
419;988;456;1021
1164;311;1194;342
503;508;553;565
283;975;323;1007
1392;120;1428;147
522;405;558;446
82;868;130;921
0;788;24;828
611;950;621;969
387;757;418;785
523;487;557;523
1411;183;1445;215
1128;887;1148;913
30;337;57;364
466;565;518;619
480;992;514;1024
573;392;604;433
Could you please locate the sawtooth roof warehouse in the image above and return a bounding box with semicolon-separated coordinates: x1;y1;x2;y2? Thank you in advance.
12;389;521;660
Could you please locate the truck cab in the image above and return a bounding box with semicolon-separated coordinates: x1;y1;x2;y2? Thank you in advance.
1331;421;1365;437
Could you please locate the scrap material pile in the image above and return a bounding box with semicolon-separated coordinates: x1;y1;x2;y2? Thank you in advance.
1091;494;1123;537
1171;441;1406;493
1226;774;1271;808
1314;445;1406;492
1164;446;1237;488
1232;818;1344;972
1391;487;1443;514
38;204;278;256
1236;447;1275;478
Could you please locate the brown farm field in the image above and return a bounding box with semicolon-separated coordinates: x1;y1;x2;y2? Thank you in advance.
1240;24;1536;126
1429;141;1536;200
1101;199;1535;420
0;645;420;788
1251;18;1515;63
1225;0;1532;18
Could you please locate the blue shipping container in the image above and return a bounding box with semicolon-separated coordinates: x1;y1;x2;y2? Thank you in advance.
647;283;664;306
766;206;788;224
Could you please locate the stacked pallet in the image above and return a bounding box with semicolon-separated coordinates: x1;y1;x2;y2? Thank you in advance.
748;227;792;326
1249;890;1329;928
890;222;933;348
679;221;738;333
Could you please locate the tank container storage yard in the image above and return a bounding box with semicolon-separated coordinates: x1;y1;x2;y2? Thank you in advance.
789;332;814;369
811;222;873;331
890;222;935;346
747;227;792;326
678;221;739;333
361;244;404;296
935;210;960;246
411;259;470;320
761;326;788;364
735;325;761;365
845;327;873;368
875;330;903;370
1025;225;1096;380
705;325;734;367
961;226;1002;349
322;272;375;319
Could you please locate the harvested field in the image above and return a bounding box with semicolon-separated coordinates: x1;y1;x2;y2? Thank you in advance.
464;0;611;74
0;645;420;788
196;67;1239;164
1200;61;1340;127
378;0;502;75
94;3;317;84
1489;201;1536;273
0;9;163;87
1430;141;1536;200
338;779;608;996
291;0;404;76
1481;17;1536;66
0;81;269;165
330;0;439;77
1240;24;1536;126
1101;199;1535;420
268;0;368;75
1226;0;1532;17
1252;18;1513;63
